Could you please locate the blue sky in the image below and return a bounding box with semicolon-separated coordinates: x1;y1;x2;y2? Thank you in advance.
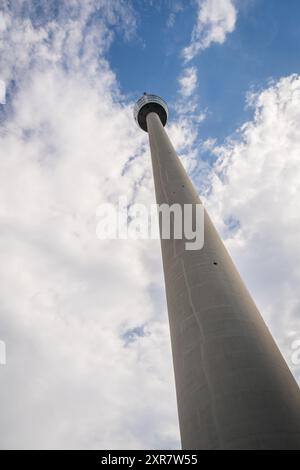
109;0;300;142
0;0;300;450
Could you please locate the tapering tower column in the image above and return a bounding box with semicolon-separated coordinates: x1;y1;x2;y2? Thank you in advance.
134;94;300;450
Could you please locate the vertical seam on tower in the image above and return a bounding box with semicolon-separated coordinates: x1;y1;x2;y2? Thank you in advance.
181;257;223;449
148;113;177;259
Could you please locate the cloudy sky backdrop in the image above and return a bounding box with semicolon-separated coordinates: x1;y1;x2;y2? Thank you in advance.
0;0;300;449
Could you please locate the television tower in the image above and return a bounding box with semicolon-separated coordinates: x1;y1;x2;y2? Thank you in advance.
134;94;300;450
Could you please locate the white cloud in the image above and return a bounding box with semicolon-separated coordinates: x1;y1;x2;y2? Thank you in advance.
0;1;181;450
0;1;137;84
205;74;300;383
183;0;237;61
178;66;198;97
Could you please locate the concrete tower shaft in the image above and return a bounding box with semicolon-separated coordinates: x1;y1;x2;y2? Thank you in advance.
135;95;300;450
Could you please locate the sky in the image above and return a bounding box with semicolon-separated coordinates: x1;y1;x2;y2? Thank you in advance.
0;0;300;450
